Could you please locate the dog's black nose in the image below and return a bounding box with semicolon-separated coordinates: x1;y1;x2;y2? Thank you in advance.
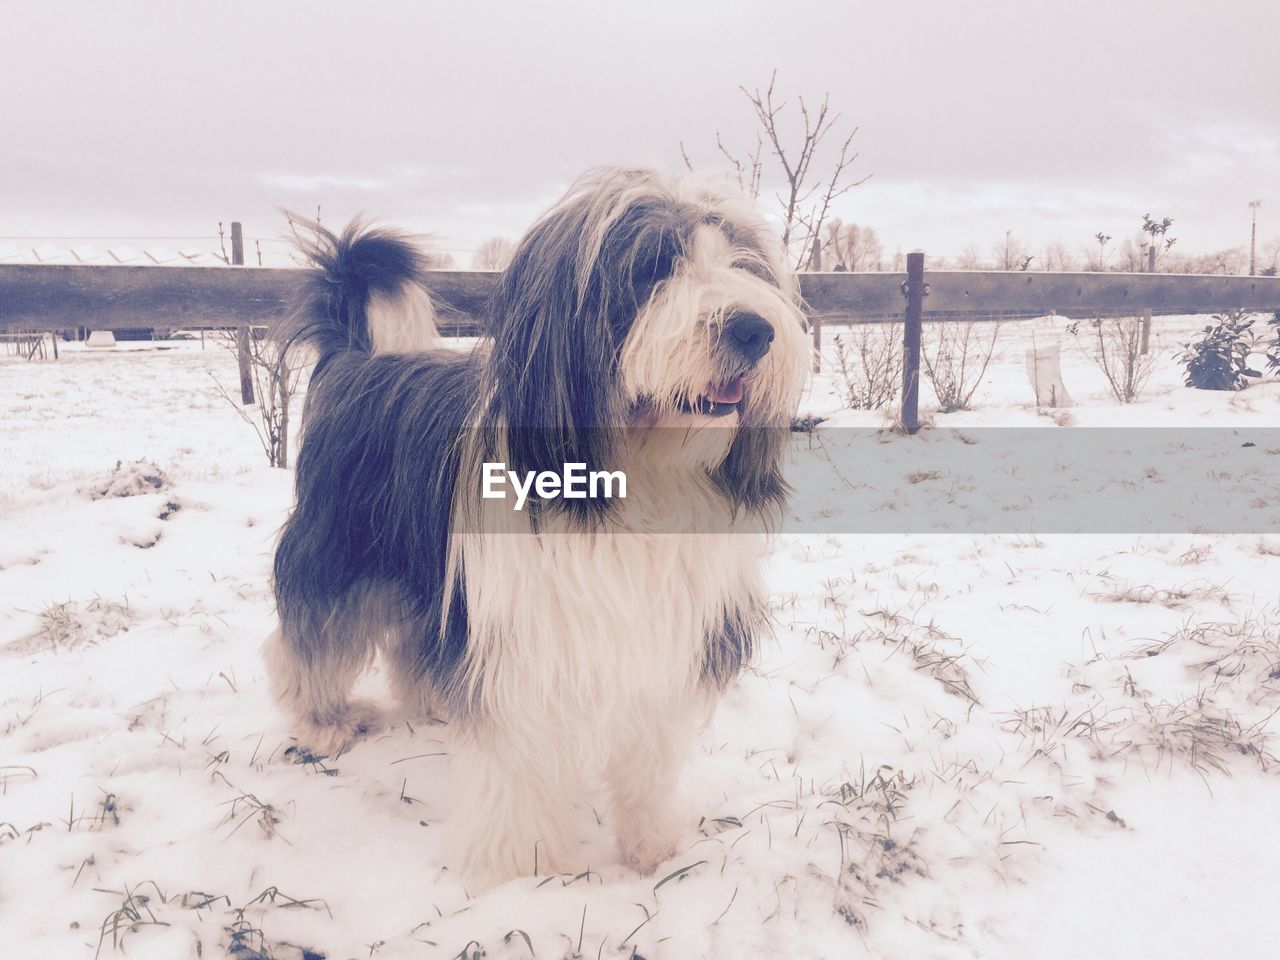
726;313;775;362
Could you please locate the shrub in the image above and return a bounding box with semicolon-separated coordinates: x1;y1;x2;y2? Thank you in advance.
921;320;1001;412
1075;317;1155;404
210;330;301;468
87;460;169;499
1267;313;1279;375
1180;311;1261;391
832;324;902;410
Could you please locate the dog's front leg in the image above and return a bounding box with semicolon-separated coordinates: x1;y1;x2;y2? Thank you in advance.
605;701;700;874
449;718;582;890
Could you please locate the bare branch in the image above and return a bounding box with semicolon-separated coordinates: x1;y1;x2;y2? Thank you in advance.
215;223;229;265
689;71;868;265
792;127;870;269
211;329;299;468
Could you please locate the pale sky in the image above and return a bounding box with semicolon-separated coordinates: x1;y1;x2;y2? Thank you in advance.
3;0;1277;267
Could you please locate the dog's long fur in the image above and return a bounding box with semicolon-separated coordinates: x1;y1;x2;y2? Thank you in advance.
265;168;809;887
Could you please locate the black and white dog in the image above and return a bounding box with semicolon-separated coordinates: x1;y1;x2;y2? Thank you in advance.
265;168;808;887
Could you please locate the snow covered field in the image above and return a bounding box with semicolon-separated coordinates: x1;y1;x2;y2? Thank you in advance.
3;321;1278;959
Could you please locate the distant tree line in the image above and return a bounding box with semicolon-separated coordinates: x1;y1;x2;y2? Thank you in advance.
815;218;1279;275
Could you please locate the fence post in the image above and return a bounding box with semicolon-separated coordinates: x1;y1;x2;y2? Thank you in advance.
900;251;925;434
809;236;823;372
1139;244;1155;355
231;221;255;405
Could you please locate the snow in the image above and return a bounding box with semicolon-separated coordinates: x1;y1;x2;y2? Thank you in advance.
2;323;1278;959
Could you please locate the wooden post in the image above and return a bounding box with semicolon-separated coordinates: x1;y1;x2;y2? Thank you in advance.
1249;200;1261;276
900;251;925;434
809;236;822;372
236;327;253;405
1139;243;1155;355
231;221;255;404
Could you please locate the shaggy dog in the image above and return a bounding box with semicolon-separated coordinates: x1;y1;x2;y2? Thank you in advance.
264;168;808;887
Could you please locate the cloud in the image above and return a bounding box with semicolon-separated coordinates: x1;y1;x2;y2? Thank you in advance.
2;1;1277;258
260;172;397;193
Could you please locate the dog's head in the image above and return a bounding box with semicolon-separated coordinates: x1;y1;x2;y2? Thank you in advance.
486;168;809;521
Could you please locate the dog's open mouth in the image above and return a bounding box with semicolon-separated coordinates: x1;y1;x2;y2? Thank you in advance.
678;376;746;417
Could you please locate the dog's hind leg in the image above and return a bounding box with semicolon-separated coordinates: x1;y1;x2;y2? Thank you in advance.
263;587;385;757
382;616;446;724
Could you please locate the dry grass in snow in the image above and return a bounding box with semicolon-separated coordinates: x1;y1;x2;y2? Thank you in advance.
2;336;1278;958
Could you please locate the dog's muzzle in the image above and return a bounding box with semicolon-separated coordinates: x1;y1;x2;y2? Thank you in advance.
676;314;776;418
726;312;775;363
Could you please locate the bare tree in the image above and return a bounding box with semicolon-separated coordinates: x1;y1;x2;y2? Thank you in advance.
822;218;883;271
684;70;869;268
993;230;1032;271
955;243;986;270
473;236;515;271
1165;246;1247;276
851;225;883;271
1261;237;1280;275
1115;233;1149;272
1042;241;1076;272
821;218;847;269
682;131;764;201
1085;232;1113;271
424;251;457;270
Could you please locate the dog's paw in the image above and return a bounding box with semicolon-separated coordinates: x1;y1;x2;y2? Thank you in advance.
617;824;680;875
613;790;689;875
393;683;448;726
453;839;570;893
296;700;383;758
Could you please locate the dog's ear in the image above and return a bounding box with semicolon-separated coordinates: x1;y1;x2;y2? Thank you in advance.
487;187;692;523
712;424;790;523
711;305;805;524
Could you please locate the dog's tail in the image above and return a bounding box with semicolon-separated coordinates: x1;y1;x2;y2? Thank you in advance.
281;217;440;370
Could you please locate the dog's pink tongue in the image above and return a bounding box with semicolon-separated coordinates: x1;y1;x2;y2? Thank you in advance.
706;378;745;404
